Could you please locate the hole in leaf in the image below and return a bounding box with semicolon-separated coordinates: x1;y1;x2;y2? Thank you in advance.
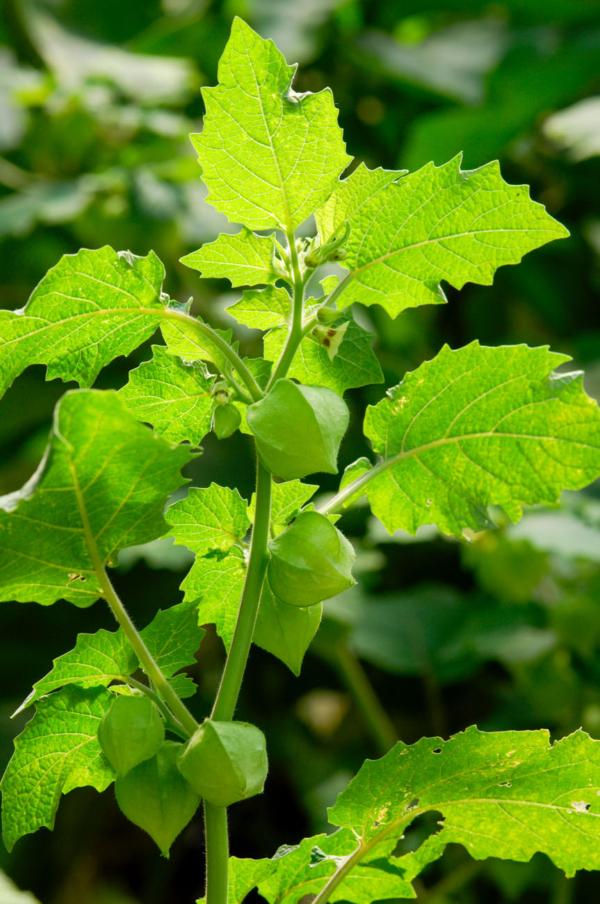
432;748;442;754
498;782;511;788
571;801;591;813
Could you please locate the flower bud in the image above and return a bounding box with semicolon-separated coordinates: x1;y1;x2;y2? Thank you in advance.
327;248;347;261
177;720;268;808
98;695;164;776
246;380;349;481
212;381;231;406
268;511;355;607
213;403;242;439
316;306;340;324
116;741;200;857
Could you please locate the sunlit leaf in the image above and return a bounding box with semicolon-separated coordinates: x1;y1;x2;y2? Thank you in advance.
363;342;600;537
192;18;351;230
315;158;568;317
0;390;193;607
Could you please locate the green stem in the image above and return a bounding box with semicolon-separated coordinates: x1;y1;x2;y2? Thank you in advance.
204;804;229;904
165;309;264;402
68;454;198;737
211;460;272;721
334;644;397;755
312;842;369;904
267;229;306;388
126;676;189;740
318;456;387;516
323;272;352;309
100;570;198;737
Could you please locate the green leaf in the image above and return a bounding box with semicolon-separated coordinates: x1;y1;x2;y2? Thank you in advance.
166;485;250;557
222;829;414;904
227;286;291;331
254;579;321;675
329;727;600;877
249;479;318;534
193;18;351;230
16;600;205;713
140;599;205;692
161;319;235;374
0;390;193;607
315;157;569;318
181;228;278;287
0;247;167;399
119;346;216;445
315;163;400;250
338;457;372;505
264;315;383;395
15;630;136;715
181;548;246;650
1;686;115;851
363;342;600;537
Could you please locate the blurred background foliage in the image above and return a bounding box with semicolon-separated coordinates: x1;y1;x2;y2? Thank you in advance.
1;0;600;902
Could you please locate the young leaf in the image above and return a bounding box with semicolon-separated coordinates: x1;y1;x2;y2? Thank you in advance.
166;485;250;557
315;164;401;247
315;157;569;317
264;315;383;395
227;286;291;331
181;228;278;286
363;342;600;537
329;727;600;877
1;686;115;851
192;18;351;230
0;390;193;607
182;547;246;650
253;579;321;676
0;247;168;399
118;346;215;445
16;600;205;713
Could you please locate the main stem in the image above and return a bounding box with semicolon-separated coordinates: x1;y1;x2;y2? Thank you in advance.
204;225;305;904
211;460;273;721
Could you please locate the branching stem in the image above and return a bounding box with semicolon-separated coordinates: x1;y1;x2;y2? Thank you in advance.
267;228;306;388
166;309;264;402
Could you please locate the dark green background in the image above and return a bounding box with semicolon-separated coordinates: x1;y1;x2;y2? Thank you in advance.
1;0;600;901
